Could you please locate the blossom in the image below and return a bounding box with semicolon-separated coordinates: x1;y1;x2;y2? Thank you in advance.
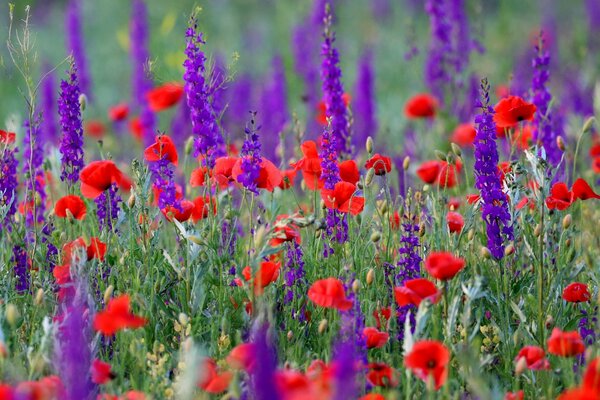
79;161;127;199
557;387;599;400
308;278;353;311
321;181;365;215
55;195;87;220
583;357;600;392
365;154;392;175
362;327;389;349
404;340;450;390
243;261;281;295
198;358;232;394
338;160;360;184
226;343;256;372
232;158;282;193
143;135;179;165
451;123;477;146
91;359;114;384
547;328;585;357
146;82;184;112
191;196;216;222
546;178;600;210
394;278;441;307
58;63;85;185
108;103;129;121
424;252;466;280
446;211;464;233
93;295;147;336
405;93;438;119
515;345;550;370
161;199;194;222
493;95;536;128
366;362;397;387
416;160;461;188
291;140;322;190
562;282;591;303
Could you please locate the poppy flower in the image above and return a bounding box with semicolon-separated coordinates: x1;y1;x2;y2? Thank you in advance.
360;394;385;400
129;116;143;142
512;124;532;149
213;157;238;188
466;193;481;204
583;357;600;392
152;183;184;207
53;263;72;285
593;157;600;174
562;282;591;303
546;182;574;210
55;195;87;220
516;197;535;211
270;215;301;246
394;278;440;307
253;261;281;295
572;178;600;200
366;362;397;387
61;237;87;265
87;237;107;261
79;160;126;199
85;120;105;138
93;294;147;336
557;387;599;400
109;103;129;121
416;160;442;184
146;82;184;112
0;129;16;144
451;123;477;146
515;346;550;370
291;141;323;190
437;160;461;188
547;328;585;357
198;358;233;394
365;154;392;175
190;166;211;187
493;96;537;128
505;391;524;400
232;158;283;192
227;343;256;372
308;278;353;311
275;370;318;400
191;196;216;222
446;212;464;233
279;169;297;189
405;93;438;119
144;135;178;166
317;93;351;125
404;340;450;390
321;181;365;215
373;307;392;330
424;252;466;280
91;359;114;384
339;160;360;184
362;327;389;349
162;200;195;222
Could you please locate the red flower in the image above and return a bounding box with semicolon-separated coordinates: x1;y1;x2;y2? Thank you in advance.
547;328;585;357
213;156;238;189
505;391;524;400
91;359;114;384
583;357;600;392
451;123;477;146
55;195;87;220
512;124;532;149
146;82;184;112
562;282;591;303
593;157;600;174
394;278;440;307
339;160;360;184
546;182;574;210
191;196;216;222
362;327;389;349
405;93;438;119
291;141;322;190
373;307;392;330
416;160;460;188
360;394;385;400
279;169;297;189
270;215;301;246
416;160;442;184
366;362;398;387
321;181;365;215
557;387;600;400
79;160;126;199
87;237;107;261
572;178;600;200
466;193;481;204
144;135;178;166
161;200;195;222
308;278;353;311
190;166;210;187
404;340;450;390
365;154;392;175
515;345;550;370
93;294;147;336
493;96;536;128
108;103;129;121
198;358;233;394
232;158;283;192
317;93;351;125
252;261;281;295
0;129;16;144
424;252;466;281
85;120;105;138
227;343;256;372
129;116;143;142
446;211;464;233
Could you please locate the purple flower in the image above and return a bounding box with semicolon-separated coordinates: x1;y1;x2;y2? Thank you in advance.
223;74;254;138
473;78;513;259
22;117;46;227
237;113;263;195
320;6;350;156
353;50;377;150
41;64;59;144
250;323;280;400
58;63;85;186
424;0;452;103
65;0;92;100
95;183;121;231
395;219;421;342
149;154;179;210
259;56;289;164
12;245;29;293
0;139;19;229
284;241;305;306
183;15;223;169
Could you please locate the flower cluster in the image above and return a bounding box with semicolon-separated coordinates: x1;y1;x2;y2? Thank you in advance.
58;64;85;186
237;114;263;195
65;0;91;99
396;219;422;342
0;134;18;229
22;118;46;226
95;183;121;231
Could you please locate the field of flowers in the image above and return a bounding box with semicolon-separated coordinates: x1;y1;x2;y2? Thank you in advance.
0;0;599;399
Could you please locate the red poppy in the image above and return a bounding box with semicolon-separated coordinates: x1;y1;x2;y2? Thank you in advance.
373;307;392;331
362;327;389;349
493;96;537;128
366;362;397;387
146;82;184;112
583;357;600;392
226;343;256;372
252;261;281;295
232;158;283;192
339;160;360;184
424;252;466;280
404;340;450;390
85;120;105;138
505;391;524;400
448;197;461;210
190;166;211;187
0;129;16;144
466;193;481;204
308;278;353;311
451;123;477;146
275;370;318;400
394;278;440;307
109;103;129;121
557;387;599;400
161;200;195;222
446;211;464;233
270;215;301;246
191;196;216;222
129;116;143;142
572;178;600;200
213;156;238;189
317;93;351;125
91;359;114;384
593;157;600;174
291;141;323;190
152;183;184;207
61;237;87;265
512;124;532;149
416;160;442;184
547;328;585;357
53;263;72;285
516;197;535;211
562;282;591;303
360;394;385;400
321;181;365;215
279;169;297;189
198;358;233;394
55;195;87;220
144;135;178;166
365;154;392;175
405;93;438;119
87;237;107;261
416;160;460;188
545;182;574;210
515;346;550;370
93;294;147;336
79;160;126;199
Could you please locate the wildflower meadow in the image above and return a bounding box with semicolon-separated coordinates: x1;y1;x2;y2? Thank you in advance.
1;0;600;399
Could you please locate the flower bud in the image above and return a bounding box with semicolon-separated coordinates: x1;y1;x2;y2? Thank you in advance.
188;236;204;245
480;247;491;259
301;179;307;191
320;199;326;210
545;315;554;329
365;168;375;186
79;94;87;111
287;330;293;341
450;143;462;157
534;224;542;237
366;268;374;285
582;116;595;133
515;356;528;375
128;193;136;208
34;192;42;207
434;150;447;162
370;231;381;243
178;313;189;326
556;136;565;152
5;304;18;327
352;279;361;293
34;289;44;306
423;184;430;192
103;285;114;305
562;214;572;230
318;319;328;334
467;229;475;241
419;223;426;237
366;136;374;154
403;156;410;171
184;136;194;156
504;243;515;257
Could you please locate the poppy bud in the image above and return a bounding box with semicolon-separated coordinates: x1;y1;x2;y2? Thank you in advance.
184;136;194;156
434;150;447;162
534;224;542;237
188;235;204;245
480;247;491;259
287;330;293;341
320;199;326;210
357;181;364;190
14;213;20;223
301;179;307;191
556;136;565;152
365;168;375;186
178;313;189;326
59;231;67;242
423;184;430;192
403;156;410;171
218;334;230;351
371;231;381;243
34;289;44;306
128;194;136;208
103;285;114;305
419;223;426;237
562;214;572;230
565;238;571;248
515;356;528;375
504;243;515;256
79;93;87;111
467;229;475;241
582;116;595;133
352;279;361;293
366;268;374;285
366;136;374;154
318;319;328;334
253;226;266;248
34;192;42;207
5;304;18;327
545;315;554;329
450;143;462;157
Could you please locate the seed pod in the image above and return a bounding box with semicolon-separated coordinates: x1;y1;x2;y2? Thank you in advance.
352;279;361;293
128;194;136;208
366;136;374;154
562;214;572;230
365;168;375;186
370;231;381;243
366;268;374;285
504;243;515;256
34;289;44;306
5;304;18;327
467;229;475;241
103;285;114;305
403;156;410;171
318;319;328;334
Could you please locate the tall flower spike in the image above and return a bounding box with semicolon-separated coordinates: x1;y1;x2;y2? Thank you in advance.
259;56;289;165
95;183;121;231
41;64;59;144
0;134;18;230
320;4;350;156
23;117;46;227
353;49;377;150
65;0;91;99
183;13;223;169
250;323;280;400
58;62;85;187
473;78;513;259
237;113;262;195
396;215;421;342
424;0;452;104
12;245;29;293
